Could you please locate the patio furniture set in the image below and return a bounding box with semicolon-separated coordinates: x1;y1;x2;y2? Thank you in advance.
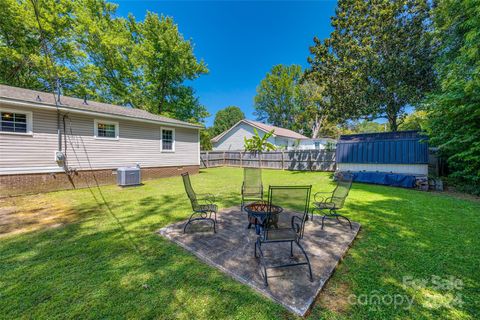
181;169;353;286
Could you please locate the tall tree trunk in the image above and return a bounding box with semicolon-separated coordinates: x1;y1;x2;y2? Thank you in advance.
389;115;398;131
311;114;320;139
311;113;327;138
386;102;399;131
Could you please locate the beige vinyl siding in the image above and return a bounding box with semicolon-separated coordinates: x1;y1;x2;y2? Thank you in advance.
274;137;289;150
213;122;275;151
274;137;300;150
0;104;199;173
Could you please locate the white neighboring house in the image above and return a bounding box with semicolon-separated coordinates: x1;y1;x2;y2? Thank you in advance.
211;119;335;151
297;138;337;150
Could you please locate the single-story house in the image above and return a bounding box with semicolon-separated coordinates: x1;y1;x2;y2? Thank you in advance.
296;138;337;151
211;119;335;151
0;84;202;196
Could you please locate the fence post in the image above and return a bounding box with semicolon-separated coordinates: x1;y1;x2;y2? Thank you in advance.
206;151;209;168
223;152;226;167
240;151;243;168
281;150;285;170
306;150;310;171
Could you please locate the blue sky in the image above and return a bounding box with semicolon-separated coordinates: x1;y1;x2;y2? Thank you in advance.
113;1;338;126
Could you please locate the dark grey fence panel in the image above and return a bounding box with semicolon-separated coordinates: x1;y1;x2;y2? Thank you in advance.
200;151;224;168
200;150;336;171
224;151;242;167
260;152;283;169
241;152;259;168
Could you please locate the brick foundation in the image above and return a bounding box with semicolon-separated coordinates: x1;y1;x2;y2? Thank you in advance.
0;165;199;197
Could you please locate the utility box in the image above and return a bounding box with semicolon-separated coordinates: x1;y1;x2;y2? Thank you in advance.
117;167;141;186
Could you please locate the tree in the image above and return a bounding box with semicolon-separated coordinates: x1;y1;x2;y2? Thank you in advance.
308;0;435;131
398;110;427;131
254;65;303;132
426;0;480;194
254;65;338;138
212;106;244;136
243;129;276;153
338;120;385;135
0;0;79;91
295;80;339;138
0;0;209;123
200;128;213;151
130;12;208;120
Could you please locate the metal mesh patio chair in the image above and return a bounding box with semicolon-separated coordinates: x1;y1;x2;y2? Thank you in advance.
254;186;313;286
241;168;264;228
181;172;217;233
311;173;353;229
241;168;263;209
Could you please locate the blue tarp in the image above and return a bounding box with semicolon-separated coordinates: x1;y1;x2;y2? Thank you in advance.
349;171;417;188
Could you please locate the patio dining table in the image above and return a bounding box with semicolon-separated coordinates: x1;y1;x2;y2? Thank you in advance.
244;201;282;234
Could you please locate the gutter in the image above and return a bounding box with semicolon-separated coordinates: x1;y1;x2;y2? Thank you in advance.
0;97;204;130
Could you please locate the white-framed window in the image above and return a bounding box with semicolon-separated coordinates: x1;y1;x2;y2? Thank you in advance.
161;127;175;152
0;108;33;135
94;119;119;139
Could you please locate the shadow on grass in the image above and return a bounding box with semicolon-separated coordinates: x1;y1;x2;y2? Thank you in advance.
310;183;479;319
1;171;479;319
0;196;286;319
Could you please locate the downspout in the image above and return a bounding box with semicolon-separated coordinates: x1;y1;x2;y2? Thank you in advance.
56;79;62;152
54;82;66;168
57;110;61;152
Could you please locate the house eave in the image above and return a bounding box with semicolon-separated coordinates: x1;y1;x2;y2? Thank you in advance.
211;119;278;143
0;97;203;130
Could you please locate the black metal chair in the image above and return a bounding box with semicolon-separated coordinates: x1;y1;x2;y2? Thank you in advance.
254;186;313;286
241;167;263;210
181;172;217;233
311;173;353;229
241;168;264;228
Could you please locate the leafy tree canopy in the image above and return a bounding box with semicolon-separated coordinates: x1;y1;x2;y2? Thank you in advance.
212;106;244;137
253;64;338;138
295;80;340;138
0;0;208;123
254;64;303;132
426;0;480;194
200;128;213;151
308;0;435;131
339;120;386;135
398;110;428;131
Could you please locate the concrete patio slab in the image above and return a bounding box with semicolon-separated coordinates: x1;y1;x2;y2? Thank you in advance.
158;206;360;316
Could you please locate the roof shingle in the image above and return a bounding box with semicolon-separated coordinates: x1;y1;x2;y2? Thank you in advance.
211;119;308;142
0;85;202;128
243;120;308;139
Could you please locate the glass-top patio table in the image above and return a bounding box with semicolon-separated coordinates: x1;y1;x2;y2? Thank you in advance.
244;201;282;234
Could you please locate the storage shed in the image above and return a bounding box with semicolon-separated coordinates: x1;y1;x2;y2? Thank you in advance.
335;131;429;188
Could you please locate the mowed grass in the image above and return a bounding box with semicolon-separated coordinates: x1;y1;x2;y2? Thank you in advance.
0;168;479;319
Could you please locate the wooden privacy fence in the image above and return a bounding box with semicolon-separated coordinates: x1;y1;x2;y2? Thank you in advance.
200;150;336;171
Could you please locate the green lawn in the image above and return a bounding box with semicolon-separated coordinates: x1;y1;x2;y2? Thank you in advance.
1;168;479;319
